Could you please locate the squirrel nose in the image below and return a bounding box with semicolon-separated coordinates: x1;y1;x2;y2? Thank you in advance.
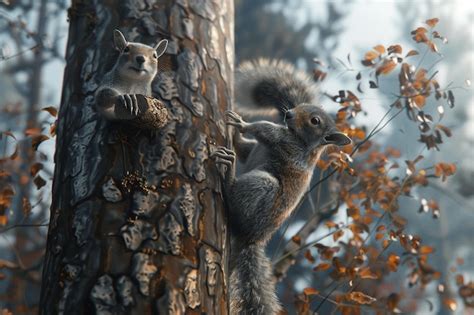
285;111;294;119
136;55;145;64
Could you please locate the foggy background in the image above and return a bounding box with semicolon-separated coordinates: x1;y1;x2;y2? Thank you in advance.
0;0;472;313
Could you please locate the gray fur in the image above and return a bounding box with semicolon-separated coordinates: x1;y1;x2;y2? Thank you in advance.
95;30;168;120
235;59;318;118
215;60;351;315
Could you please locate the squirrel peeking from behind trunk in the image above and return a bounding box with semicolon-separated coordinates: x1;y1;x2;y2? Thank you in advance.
95;30;168;127
212;59;351;315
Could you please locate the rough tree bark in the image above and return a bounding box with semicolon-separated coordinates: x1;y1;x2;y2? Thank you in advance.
40;0;233;314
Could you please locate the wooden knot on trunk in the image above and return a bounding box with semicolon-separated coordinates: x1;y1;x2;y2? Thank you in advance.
128;95;169;130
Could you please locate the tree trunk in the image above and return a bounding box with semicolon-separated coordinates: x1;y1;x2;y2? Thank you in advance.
40;1;233;314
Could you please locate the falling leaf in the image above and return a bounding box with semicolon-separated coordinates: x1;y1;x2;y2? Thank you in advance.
42;106;58;117
347;291;376;305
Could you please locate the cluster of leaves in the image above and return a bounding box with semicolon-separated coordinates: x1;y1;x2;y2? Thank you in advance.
285;18;470;314
0;107;56;227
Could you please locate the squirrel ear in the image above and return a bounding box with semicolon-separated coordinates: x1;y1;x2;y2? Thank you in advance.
154;39;168;58
113;29;128;51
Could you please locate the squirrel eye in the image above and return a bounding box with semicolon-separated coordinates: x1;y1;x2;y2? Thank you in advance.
310;116;321;125
153;53;157;59
123;46;130;53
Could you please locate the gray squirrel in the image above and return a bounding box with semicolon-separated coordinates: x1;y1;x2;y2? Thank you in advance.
213;59;351;314
95;30;168;121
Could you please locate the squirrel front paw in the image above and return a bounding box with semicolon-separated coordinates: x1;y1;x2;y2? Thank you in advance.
118;94;140;116
226;110;248;132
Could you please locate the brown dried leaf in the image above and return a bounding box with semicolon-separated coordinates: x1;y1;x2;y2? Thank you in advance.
419;245;434;255
30;162;43;177
0;215;7;226
9;144;19;160
333;229;344;242
406;50;419;57
359;267;378;279
42;106;58;117
33;175;46;190
376;60;397;76
347;291;376;305
313;263;331;272
443;297;457;311
304;250;315;264
31;135;49;151
425;18;439;28
303;287;320;296
387;253;400;272
373;45;386;54
388;44;402;54
25;127;41;136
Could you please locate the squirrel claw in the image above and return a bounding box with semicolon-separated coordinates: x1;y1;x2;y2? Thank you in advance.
129;94;140;116
212;146;236;183
226;110;246;130
119;94;141;116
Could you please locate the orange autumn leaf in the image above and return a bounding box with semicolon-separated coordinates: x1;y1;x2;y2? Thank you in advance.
443;297;457;311
292;235;302;245
425;18;439;28
376;60;397;76
313;263;331;272
303;287;320;296
387;253;400;272
359;267;378;279
419;245;435;255
347;291;376;305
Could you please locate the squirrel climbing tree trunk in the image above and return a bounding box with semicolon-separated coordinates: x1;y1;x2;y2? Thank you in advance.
40;1;233;314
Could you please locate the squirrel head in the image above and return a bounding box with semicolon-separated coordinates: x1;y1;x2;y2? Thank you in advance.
284;104;351;151
112;29;168;83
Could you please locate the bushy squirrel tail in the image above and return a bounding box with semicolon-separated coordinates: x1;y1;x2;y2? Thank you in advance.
230;243;281;315
235;59;318;118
